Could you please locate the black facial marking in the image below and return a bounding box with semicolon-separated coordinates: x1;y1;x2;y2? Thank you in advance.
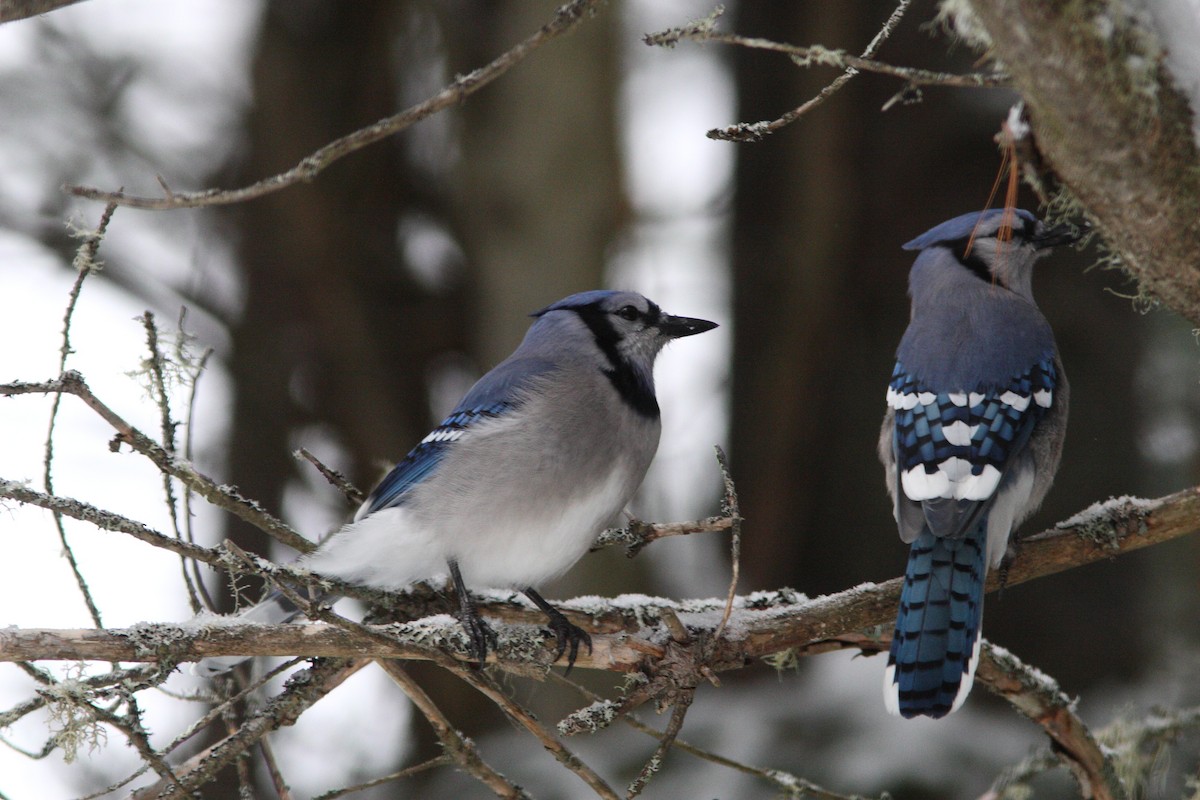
952;239;994;284
572;304;660;419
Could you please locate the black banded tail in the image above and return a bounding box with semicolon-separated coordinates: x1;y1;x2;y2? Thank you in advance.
885;524;987;718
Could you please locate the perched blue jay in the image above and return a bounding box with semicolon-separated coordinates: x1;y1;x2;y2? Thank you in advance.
879;209;1075;718
197;290;716;676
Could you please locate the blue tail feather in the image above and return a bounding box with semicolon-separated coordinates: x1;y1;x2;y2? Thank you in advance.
886;525;987;718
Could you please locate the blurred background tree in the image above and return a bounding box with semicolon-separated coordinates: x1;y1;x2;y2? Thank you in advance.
1;0;1198;798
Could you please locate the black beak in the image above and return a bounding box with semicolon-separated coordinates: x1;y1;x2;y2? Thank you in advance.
656;314;718;339
1030;221;1084;250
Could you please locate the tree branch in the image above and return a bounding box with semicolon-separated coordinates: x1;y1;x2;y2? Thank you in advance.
645;3;1004;142
0;0;86;23
3;488;1193;671
977;643;1127;800
0;373;312;554
65;0;606;210
128;659;366;800
964;0;1200;326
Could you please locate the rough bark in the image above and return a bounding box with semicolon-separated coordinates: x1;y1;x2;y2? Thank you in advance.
968;0;1200;324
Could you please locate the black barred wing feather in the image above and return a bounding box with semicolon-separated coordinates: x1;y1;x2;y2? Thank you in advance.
887;357;1057;538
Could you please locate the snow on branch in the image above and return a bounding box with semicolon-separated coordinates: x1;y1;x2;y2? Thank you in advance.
2;486;1194;674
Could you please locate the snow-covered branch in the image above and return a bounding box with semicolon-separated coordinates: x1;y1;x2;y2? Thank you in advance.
2;487;1194;672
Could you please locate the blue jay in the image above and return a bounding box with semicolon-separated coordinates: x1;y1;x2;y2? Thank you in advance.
197;290;716;676
879;209;1075;718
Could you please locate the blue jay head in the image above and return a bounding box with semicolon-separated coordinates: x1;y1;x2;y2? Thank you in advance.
903;209;1080;300
533;290;717;366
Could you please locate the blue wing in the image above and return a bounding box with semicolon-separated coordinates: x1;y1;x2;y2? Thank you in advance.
887;355;1057;539
355;356;558;519
357;402;514;518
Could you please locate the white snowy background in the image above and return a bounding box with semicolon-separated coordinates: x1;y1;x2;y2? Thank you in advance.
2;1;1200;798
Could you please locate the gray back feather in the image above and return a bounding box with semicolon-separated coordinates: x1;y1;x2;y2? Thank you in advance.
899;247;1056;391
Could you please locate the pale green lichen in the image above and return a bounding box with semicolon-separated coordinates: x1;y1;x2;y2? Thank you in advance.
557;699;619;736
762;648;801;674
41;664;107;764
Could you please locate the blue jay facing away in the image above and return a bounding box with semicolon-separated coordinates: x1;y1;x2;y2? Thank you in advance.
879;209;1077;718
196;290;716;676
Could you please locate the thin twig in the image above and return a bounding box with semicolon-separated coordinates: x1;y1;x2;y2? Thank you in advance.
296;448;364;506
552;673;877;800
645;2;1006;142
0;479;225;567
648;6;1004;88
140;311;203;614
2;373;312;553
86;690;184;790
593;446;740;558
42;202;118;628
67;0;606;210
127;659;368;800
373;661;527;799
311;755;454;800
712;445;741;642
713;0;914;141
591;515;734;556
445;660;621;800
259;735;294;800
626;690;694;799
180;331;218;613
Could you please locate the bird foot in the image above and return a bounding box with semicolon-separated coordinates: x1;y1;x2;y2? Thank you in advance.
523;587;592;674
543;608;592;674
456;607;498;666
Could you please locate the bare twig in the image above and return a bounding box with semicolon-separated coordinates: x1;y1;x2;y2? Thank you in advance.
0;479;225;567
646;3;1005;142
1;373;313;553
259;735;294;800
311;755;454;800
554;674;879;800
445;660;621;800
128;659;367;800
593;446;739;558
296;447;364;506
179;330;218;613
712;445;741;642
86;690;184;791
626;690;694;799
67;0;606;210
43;202;118;628
139;310;204;614
373;661;527;799
591;515;734;556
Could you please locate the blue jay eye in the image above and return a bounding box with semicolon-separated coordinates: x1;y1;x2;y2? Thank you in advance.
616;305;639;322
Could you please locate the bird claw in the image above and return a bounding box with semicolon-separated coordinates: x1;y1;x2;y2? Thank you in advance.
544;608;592;675
457;608;498;666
